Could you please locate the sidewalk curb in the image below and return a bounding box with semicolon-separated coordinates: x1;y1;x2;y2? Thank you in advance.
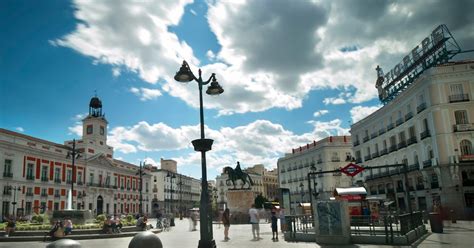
410;232;431;248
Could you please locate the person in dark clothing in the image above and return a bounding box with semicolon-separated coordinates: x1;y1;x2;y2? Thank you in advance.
222;208;231;241
271;211;278;241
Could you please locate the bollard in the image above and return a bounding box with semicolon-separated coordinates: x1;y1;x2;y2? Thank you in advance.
129;231;163;248
46;239;82;248
450;209;457;223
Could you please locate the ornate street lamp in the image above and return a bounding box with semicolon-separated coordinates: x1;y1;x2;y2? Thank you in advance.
66;139;81;210
174;60;223;248
6;185;21;216
166;171;176;226
136;161;147;215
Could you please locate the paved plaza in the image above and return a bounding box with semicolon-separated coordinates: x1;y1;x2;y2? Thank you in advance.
1;219;473;248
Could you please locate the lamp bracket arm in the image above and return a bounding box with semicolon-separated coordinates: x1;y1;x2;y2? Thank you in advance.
202;73;216;85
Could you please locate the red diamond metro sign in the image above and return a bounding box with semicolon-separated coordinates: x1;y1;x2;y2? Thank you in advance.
340;163;364;177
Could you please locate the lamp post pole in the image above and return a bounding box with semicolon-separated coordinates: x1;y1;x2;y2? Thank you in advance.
138;161;145;215
174;60;224;248
178;175;183;220
8;186;21;217
67;139;81;210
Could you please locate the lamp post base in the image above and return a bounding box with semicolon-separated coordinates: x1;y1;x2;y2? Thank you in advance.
198;239;216;248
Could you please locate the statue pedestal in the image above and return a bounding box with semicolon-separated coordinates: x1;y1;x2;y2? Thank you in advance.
226;190;255;224
313;201;350;245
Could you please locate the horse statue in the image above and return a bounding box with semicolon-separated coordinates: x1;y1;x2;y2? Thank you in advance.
223;163;254;189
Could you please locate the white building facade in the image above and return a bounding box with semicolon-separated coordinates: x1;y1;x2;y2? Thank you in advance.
351;61;474;219
277;136;353;212
0;97;153;218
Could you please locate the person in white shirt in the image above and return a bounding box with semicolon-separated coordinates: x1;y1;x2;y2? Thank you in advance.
248;204;260;240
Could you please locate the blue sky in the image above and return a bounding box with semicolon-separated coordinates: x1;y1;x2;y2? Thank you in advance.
1;0;473;180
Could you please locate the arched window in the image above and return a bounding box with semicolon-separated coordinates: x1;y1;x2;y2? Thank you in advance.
460;140;473;155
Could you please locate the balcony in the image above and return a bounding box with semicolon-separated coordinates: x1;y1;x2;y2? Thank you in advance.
420;130;431;140
54;178;61;184
407;164;419;172
26;175;35;180
363;136;370;143
26;192;34;197
459;154;474;162
66;180;72;184
449;93;469;103
387;188;395;193
389;145;398;153
423;159;432;168
54;194;60;198
372;151;379;158
405;112;413;121
371;132;378;139
41;177;49;182
378;128;386;135
396;118;404;126
379;149;388;156
407;136;417;146
353;140;360;147
3;191;11;196
417;102;427;113
416;184;425;190
453;123;474;132
397;140;407;149
3;172;13;178
364;155;372;161
355;158;362;163
40;193;48;197
430;182;439;189
77;181;83;185
396;187;404;193
387;123;394;131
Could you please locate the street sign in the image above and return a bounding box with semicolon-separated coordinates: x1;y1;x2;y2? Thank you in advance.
340;163;364;177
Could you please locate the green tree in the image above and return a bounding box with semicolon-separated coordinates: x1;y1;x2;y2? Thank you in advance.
254;194;268;209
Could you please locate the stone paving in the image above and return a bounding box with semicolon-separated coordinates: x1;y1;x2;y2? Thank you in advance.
1;219;473;248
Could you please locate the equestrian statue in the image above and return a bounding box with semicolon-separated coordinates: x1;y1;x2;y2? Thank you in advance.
223;161;254;189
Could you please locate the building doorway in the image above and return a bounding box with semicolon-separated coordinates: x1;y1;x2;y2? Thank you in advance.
97;195;104;215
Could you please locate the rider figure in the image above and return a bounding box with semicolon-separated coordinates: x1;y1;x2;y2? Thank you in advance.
235;161;243;176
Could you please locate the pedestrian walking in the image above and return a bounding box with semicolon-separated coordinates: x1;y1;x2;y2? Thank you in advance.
222;208;231;241
249;204;260;240
279;208;287;233
271;211;278;241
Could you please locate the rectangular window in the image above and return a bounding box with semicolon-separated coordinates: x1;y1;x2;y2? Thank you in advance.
399;131;406;142
409;126;416;138
4;159;12;173
423;118;429;131
455;110;469;124
78;172;82;183
54;168;61;181
25;202;32;215
41;188;47;195
27;163;34;178
86;125;93;134
450;83;464;95
100;126;105;135
41;166;48;179
89;173;94;184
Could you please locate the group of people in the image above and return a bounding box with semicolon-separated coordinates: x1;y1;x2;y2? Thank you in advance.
46;218;73;240
102;215;123;234
221;204;284;242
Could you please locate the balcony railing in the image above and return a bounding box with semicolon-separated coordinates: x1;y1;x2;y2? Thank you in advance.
54;194;60;198
420;130;431;140
449;93;469;103
379;149;388;156
389;145;398;153
77;181;83;185
397;140;407;149
363;136;369;143
3;191;11;196
453;123;474;132
355;158;362;163
40;193;48;197
407;136;417;146
372;151;379;158
41;177;49;182
387;123;394;131
396;118;404;126
26;192;34;197
364;155;372;161
423;159;432;168
417;102;426;113
3;172;13;178
405;112;413;121
459;154;474;162
370;132;378;139
407;164;419;172
26;175;35;180
378;128;386;135
66;180;72;184
353;140;360;146
54;178;61;184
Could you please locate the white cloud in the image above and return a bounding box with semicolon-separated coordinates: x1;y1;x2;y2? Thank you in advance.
53;0;474;114
323;97;346;105
15;127;25;132
109;118;348;171
112;68;121;77
130;87;162;101
350;105;382;123
206;50;215;61
68;124;82;136
313;110;329;117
